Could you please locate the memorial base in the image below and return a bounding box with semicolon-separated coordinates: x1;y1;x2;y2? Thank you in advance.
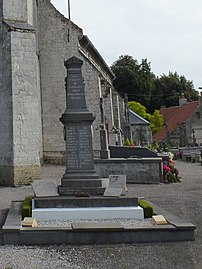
58;185;105;196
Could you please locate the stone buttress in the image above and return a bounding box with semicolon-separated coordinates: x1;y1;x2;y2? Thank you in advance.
0;0;42;186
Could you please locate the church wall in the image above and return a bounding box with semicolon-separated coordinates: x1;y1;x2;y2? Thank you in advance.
37;0;80;163
11;30;42;184
0;0;42;186
38;0;106;162
3;0;27;22
0;5;14;185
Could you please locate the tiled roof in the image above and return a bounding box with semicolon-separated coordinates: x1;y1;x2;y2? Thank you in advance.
154;101;199;142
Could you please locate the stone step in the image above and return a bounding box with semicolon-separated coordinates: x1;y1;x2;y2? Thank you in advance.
32;206;144;221
34;196;138;208
58;186;105;196
0;232;4;245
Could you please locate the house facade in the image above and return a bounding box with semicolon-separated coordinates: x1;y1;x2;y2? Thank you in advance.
154;95;202;147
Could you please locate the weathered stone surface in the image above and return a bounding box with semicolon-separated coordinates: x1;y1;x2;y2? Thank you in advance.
95;158;162;184
109;175;127;195
152;215;168;225
32;181;59;197
21;217;38;227
58;56;104;195
103;188;123;197
0;1;42;186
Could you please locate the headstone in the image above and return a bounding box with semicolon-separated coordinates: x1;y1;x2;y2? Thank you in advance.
109;175;127;195
103;188;123;197
58;56;104;196
31;181;59;197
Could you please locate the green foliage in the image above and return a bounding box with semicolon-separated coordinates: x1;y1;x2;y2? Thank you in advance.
138;199;154;218
111;55;155;110
128;101;163;134
149;110;164;135
128;101;148;119
154;72;197;109
111;55;198;112
22;195;33;219
147;144;152;149
123;138;134;146
124;138;131;146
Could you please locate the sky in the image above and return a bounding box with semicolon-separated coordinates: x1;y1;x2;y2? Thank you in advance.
51;0;202;90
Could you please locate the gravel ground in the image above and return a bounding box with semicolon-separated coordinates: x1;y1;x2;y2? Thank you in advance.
37;218;152;228
0;160;202;269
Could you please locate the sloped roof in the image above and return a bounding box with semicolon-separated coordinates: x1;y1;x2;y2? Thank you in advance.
154;101;199;142
129;109;150;125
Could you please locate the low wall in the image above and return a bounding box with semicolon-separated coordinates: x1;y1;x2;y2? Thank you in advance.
95;158;163;184
109;146;158;158
179;147;202;162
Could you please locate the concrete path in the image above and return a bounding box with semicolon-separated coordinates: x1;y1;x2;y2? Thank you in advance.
0;160;201;269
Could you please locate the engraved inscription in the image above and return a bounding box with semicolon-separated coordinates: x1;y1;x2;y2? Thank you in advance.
66;127;79;169
66;126;93;170
78;126;92;168
67;74;84;101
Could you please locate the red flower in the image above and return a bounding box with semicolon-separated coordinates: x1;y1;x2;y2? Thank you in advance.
163;164;170;172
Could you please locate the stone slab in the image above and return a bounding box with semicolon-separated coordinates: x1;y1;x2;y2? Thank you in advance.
109;175;126;195
3;20;35;31
32;206;144;221
21;217;38;227
103;188;123;197
152;215;168;225
33;196;139;208
58;186;105;196
32;181;59;197
2;201;22;228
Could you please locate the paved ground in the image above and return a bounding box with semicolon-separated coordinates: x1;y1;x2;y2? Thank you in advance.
0;160;201;269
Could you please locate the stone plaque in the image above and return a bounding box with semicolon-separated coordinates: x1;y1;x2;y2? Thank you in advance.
109;175;127;195
103;188;123;197
66;125;94;171
31;181;59;197
66;69;86;109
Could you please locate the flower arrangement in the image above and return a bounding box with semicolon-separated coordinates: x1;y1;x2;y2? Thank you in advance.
162;154;181;183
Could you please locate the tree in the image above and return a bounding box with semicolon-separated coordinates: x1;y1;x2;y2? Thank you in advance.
149;110;164;135
111;55;155;110
153;72;198;109
128;101;163;134
111;55;198;112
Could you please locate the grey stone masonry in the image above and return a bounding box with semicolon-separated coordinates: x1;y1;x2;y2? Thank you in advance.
58;57;104;196
0;0;42;186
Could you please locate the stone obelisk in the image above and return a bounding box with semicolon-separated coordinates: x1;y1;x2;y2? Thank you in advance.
58;56;104;196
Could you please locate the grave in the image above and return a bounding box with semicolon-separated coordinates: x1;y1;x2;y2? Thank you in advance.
58;57;105;196
32;56;143;222
1;57;196;245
